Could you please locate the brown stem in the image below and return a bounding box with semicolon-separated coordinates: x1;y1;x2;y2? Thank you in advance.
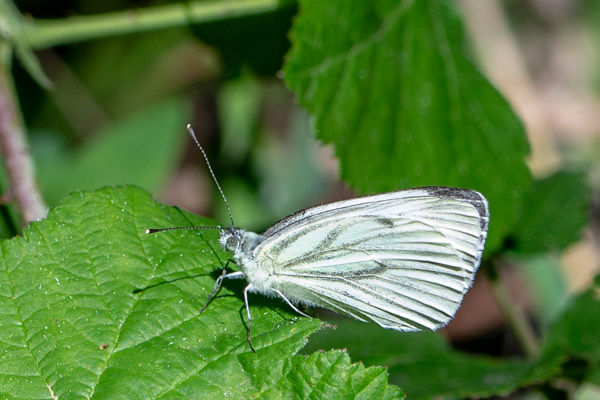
0;64;47;225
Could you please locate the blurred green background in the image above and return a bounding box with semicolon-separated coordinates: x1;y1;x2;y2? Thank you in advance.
6;0;337;234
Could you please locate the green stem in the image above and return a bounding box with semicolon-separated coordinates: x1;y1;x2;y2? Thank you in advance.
485;258;540;358
19;0;288;50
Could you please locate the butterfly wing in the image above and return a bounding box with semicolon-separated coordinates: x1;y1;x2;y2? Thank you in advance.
252;187;489;331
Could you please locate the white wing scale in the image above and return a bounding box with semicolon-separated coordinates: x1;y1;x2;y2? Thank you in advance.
227;187;489;332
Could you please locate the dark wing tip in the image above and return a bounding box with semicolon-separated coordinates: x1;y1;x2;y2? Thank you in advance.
423;186;490;241
424;186;488;215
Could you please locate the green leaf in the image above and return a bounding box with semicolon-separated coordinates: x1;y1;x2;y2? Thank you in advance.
33;99;189;206
284;0;531;252
304;319;562;399
542;275;600;385
508;171;590;254
267;350;404;399
0;186;402;398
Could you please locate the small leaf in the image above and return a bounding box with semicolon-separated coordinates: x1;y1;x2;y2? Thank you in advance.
508;171;590;254
0;186;401;398
542;275;600;385
284;0;531;253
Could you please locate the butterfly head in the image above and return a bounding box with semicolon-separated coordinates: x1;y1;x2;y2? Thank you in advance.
219;227;264;261
219;227;244;253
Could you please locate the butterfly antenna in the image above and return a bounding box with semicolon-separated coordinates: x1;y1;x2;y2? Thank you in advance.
187;124;235;227
146;225;222;234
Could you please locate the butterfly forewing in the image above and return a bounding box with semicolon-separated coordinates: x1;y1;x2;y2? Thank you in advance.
251;187;489;331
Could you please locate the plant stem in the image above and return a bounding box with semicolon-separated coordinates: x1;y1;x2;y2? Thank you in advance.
0;63;47;224
19;0;288;50
485;258;540;358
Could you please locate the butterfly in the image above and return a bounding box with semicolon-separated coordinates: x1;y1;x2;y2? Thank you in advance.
149;125;489;351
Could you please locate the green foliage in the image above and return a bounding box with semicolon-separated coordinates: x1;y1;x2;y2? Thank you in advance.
305;320;563;399
284;0;531;252
32;99;189;206
0;186;405;399
508;171;590;254
542;275;600;386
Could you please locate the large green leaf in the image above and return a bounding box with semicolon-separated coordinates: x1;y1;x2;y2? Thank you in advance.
284;0;531;252
0;186;402;399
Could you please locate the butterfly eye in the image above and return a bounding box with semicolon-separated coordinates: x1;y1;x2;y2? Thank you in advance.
225;236;239;251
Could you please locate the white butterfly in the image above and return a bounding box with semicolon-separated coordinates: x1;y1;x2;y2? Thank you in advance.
149;126;489;351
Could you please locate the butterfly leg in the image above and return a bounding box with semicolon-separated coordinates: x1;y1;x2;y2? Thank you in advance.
242;286;311;353
243;284;256;353
200;265;244;314
272;289;312;318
